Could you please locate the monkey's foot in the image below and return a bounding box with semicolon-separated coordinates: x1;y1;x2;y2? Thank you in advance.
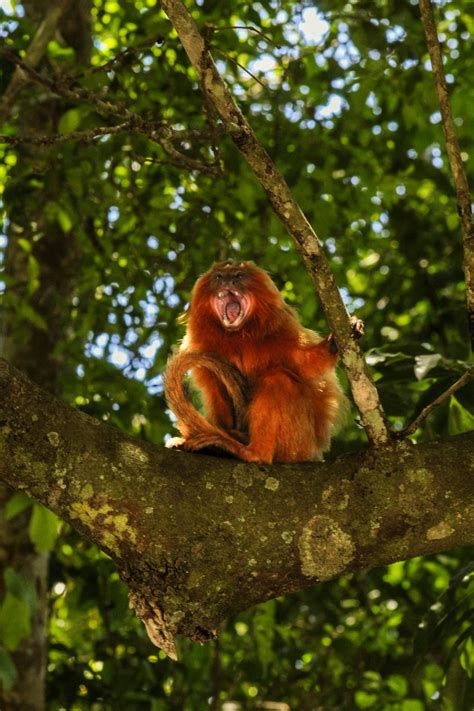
183;433;219;451
165;436;186;450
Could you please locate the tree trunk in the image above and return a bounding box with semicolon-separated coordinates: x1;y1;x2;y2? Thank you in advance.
0;1;90;707
0;216;81;709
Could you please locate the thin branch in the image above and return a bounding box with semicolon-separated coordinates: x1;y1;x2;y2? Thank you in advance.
0;122;136;146
419;0;474;349
214;25;281;48
74;33;166;79
214;49;267;89
160;0;392;447
158;136;222;175
0;46;138;122
401;368;474;437
0;123;222;175
0;0;71;124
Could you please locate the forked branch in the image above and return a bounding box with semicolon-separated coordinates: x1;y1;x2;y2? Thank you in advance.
160;0;392;447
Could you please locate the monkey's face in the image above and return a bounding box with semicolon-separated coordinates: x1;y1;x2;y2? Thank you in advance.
191;260;283;333
209;263;253;330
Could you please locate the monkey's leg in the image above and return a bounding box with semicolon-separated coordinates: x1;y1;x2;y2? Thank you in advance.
243;371;316;463
193;367;240;431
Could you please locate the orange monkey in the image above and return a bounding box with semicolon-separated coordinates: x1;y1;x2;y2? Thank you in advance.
164;261;346;463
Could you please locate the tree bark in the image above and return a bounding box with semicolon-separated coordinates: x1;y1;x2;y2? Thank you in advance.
0;192;79;710
1;358;473;659
419;0;474;349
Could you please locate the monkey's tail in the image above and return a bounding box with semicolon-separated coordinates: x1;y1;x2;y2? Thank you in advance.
163;351;249;457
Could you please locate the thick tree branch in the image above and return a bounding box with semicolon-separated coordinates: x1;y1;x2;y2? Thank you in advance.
0;0;71;124
160;0;391;448
419;0;474;349
1;357;473;658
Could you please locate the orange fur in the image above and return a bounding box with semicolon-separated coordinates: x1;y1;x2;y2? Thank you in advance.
164;261;346;463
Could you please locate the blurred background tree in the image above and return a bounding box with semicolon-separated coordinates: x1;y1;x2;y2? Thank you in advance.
0;0;473;708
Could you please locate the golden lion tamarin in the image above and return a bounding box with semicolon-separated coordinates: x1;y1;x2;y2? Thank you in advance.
164;261;346;463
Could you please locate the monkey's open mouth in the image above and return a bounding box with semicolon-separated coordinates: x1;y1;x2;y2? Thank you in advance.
214;290;250;329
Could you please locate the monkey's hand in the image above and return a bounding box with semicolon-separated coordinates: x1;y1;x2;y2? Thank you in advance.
327;316;365;354
350;315;364;339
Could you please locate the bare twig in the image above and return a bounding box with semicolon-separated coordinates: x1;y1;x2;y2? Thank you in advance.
419;0;474;349
401;368;474;437
0;46;137;122
214;25;281;48
74;33;165;79
0;123;222;174
0;121;222;174
214;49;267;89
0;0;71;124
160;0;392;447
158;137;222;175
0;122;136;146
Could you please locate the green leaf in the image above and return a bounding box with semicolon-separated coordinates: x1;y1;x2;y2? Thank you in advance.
355;691;377;708
4;493;33;520
448;396;474;436
27;254;40;295
387;674;408;697
4;568;37;612
401;700;424;711
29;504;60;553
254;599;276;675
17;302;48;331
56;207;73;233
0;648;17;691
0;594;31;651
17;237;31;253
58;108;81;134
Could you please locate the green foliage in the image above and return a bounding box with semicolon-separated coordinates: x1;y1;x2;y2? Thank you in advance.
29;504;61;553
4;493;33;520
0;648;17;692
0;568;37;651
0;0;473;707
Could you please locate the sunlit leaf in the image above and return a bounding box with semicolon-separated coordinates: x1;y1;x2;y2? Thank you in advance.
29;504;60;553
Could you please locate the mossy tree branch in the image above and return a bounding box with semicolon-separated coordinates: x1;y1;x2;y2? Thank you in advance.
1;358;473;658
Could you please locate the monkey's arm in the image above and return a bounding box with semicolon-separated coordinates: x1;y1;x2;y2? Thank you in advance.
297;317;364;378
296;337;339;378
